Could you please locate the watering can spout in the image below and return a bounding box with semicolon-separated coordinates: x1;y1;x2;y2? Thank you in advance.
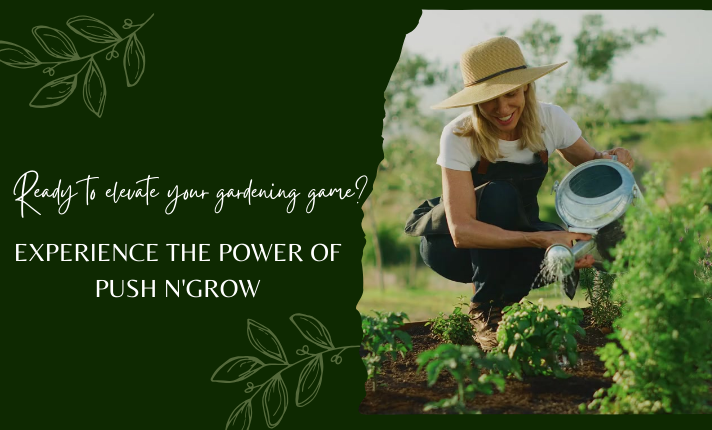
544;239;597;277
543;239;598;299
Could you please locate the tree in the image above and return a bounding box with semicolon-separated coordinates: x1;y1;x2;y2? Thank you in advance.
572;15;661;83
511;15;663;197
383;48;444;138
367;49;446;290
519;20;562;65
517;20;563;96
603;80;662;121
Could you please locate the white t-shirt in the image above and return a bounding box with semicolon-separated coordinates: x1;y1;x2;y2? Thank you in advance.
436;102;582;171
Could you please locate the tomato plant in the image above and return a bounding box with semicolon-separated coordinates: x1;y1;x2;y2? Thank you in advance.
493;299;584;378
361;311;412;391
581;269;622;330
416;344;518;414
426;295;475;345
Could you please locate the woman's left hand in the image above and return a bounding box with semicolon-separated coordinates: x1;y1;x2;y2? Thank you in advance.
601;147;635;171
574;254;595;269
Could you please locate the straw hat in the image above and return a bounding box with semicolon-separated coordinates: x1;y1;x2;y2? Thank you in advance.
431;36;567;110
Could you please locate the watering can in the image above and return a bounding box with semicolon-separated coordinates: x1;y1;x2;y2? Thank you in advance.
545;156;644;297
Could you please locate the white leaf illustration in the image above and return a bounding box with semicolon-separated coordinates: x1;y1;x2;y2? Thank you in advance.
0;41;40;68
82;59;106;117
262;375;288;429
66;16;121;43
290;314;334;349
211;356;265;383
226;400;252;430
296;354;323;407
123;34;145;87
32;26;79;60
246;320;287;363
29;74;77;108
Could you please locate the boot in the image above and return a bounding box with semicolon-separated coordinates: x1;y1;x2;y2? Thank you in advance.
468;300;505;352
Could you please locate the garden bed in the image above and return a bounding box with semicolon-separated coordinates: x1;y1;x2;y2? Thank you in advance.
360;308;613;414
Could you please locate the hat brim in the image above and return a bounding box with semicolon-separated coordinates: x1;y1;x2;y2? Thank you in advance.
431;62;567;110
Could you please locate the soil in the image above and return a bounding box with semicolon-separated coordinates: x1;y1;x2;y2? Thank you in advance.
360;308;614;414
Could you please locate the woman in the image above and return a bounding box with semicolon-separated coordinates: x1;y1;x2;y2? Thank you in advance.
413;36;635;351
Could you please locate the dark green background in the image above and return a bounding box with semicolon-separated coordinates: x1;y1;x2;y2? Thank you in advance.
2;3;418;429
3;3;709;429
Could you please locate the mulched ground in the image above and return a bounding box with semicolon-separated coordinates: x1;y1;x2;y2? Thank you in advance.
360;307;614;414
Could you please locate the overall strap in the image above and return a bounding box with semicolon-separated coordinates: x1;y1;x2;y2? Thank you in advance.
477;157;490;174
539;150;548;164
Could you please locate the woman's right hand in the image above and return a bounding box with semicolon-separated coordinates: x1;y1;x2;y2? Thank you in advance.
530;231;592;249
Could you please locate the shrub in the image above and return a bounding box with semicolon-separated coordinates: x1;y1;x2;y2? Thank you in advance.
361;311;412;391
416;344;518;414
362;221;418;267
581;269;622;329
695;234;711;300
583;165;712;414
426;295;475;345
493;299;585;378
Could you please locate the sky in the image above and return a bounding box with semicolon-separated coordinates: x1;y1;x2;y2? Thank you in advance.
403;10;712;119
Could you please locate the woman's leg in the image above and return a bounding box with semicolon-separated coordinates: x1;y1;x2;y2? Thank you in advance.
502;222;577;303
467;181;542;350
420;181;563;302
420;234;474;284
500;247;547;303
470;181;531;304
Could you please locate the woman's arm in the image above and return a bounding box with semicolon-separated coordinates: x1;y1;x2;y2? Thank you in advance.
442;167;590;249
557;136;597;166
558;136;636;169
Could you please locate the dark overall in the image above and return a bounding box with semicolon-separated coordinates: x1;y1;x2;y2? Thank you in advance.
407;151;565;305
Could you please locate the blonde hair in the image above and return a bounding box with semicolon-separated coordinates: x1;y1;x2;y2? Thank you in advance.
453;82;546;162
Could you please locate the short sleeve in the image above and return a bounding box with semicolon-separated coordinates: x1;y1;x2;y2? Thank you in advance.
436;126;477;171
549;105;582;150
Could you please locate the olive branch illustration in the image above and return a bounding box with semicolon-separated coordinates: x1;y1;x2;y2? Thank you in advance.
211;314;359;429
0;14;154;117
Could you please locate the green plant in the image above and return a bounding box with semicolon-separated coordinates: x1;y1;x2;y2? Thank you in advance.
416;344;518;414
583;165;712;414
362;220;417;267
695;234;711;300
361;311;412;391
581;269;623;329
493;299;585;378
426;295;475;345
